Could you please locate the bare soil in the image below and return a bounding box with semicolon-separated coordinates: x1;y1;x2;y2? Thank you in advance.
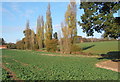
96;60;120;72
40;53;99;57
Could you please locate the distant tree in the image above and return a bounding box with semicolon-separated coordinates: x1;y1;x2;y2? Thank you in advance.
45;3;53;49
61;22;71;54
58;31;64;53
46;39;58;52
65;0;77;44
23;20;32;49
7;43;16;49
0;38;5;45
31;29;35;50
36;16;45;49
78;2;120;39
16;39;25;50
53;32;58;39
60;0;77;54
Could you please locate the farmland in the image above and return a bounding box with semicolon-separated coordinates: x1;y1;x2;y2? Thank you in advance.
1;41;119;80
79;41;119;54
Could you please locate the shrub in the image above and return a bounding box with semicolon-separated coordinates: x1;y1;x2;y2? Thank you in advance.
70;44;82;52
46;39;58;52
34;44;39;50
7;43;16;49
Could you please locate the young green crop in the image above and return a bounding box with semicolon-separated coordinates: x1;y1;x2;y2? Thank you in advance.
2;41;119;80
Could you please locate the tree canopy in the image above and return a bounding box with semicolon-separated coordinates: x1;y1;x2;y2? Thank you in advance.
78;2;120;39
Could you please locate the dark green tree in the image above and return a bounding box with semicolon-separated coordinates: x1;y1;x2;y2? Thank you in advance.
78;2;120;39
53;32;58;39
0;38;5;45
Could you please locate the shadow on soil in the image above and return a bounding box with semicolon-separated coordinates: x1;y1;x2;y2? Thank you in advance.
97;51;120;62
82;45;95;50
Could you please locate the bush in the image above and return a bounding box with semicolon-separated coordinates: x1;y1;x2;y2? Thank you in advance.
46;39;58;52
34;44;39;50
7;43;16;49
70;44;82;52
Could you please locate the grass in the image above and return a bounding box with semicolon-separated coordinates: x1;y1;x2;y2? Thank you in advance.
78;41;119;55
2;44;119;80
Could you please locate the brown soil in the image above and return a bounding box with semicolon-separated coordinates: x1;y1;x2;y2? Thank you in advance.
36;49;95;56
12;59;41;70
96;60;120;72
12;59;29;66
0;56;10;58
0;63;20;80
40;53;99;57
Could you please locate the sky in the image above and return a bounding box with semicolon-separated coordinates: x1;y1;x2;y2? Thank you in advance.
1;2;119;43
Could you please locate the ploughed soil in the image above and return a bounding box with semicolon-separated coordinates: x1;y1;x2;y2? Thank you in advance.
96;60;120;72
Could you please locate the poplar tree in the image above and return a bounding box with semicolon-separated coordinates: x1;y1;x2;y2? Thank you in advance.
60;0;77;53
61;22;71;54
24;20;31;49
31;29;35;50
65;0;77;44
45;3;53;47
36;16;44;49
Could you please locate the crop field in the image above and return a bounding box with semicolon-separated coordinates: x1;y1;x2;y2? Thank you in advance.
1;41;120;80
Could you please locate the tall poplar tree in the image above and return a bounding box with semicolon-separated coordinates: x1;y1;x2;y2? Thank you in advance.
60;0;77;53
65;0;77;44
36;16;44;49
61;22;71;54
45;3;53;47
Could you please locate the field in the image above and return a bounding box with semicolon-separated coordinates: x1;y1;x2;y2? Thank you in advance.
1;41;120;80
79;41;119;54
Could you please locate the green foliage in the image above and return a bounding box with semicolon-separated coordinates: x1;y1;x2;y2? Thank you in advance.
79;2;120;39
2;68;12;80
2;49;119;80
53;32;58;39
0;38;6;45
46;39;58;52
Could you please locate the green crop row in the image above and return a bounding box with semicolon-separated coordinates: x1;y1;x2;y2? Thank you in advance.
2;49;119;80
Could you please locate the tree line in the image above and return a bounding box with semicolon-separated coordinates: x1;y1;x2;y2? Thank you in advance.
15;1;119;54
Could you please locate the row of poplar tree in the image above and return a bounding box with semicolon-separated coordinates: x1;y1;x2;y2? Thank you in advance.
16;1;81;54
